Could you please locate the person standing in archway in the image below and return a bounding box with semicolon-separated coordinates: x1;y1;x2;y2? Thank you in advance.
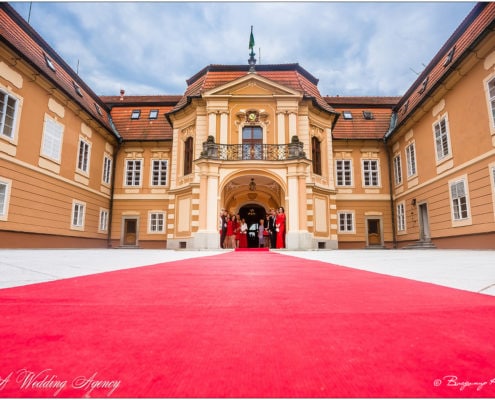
239;218;248;248
276;207;286;248
268;208;277;249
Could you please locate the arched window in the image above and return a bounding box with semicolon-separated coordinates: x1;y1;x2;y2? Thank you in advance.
183;137;193;175
242;126;263;160
312;136;322;175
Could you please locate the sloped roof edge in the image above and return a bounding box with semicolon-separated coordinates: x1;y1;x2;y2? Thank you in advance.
0;3;117;136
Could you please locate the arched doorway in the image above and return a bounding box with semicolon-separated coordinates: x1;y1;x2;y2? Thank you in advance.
239;204;266;247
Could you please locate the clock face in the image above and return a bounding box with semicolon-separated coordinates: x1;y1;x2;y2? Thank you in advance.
248;112;256;121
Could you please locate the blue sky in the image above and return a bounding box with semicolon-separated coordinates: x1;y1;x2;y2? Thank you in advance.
10;2;475;97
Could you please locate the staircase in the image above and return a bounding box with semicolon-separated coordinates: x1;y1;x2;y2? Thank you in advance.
403;240;436;249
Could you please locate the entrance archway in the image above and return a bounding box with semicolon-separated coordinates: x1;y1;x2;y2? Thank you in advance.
239;204;266;247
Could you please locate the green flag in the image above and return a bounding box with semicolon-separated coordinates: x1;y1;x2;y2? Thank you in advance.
249;26;255;50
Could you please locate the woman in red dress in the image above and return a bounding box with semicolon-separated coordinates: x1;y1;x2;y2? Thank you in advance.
239;218;248;248
276;206;286;248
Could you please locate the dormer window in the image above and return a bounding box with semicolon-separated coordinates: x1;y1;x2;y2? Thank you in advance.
402;100;409;115
443;46;456;67
343;111;353;120
73;81;83;97
363;111;374;120
418;76;429;94
44;53;56;72
149;110;158;119
131;110;141;120
94;103;103;117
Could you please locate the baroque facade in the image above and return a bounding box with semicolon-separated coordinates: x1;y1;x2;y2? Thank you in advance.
1;3;494;249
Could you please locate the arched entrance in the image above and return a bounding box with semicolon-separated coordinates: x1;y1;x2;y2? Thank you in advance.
239;204;266;247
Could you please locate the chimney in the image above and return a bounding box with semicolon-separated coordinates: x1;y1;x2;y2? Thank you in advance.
120;89;125;101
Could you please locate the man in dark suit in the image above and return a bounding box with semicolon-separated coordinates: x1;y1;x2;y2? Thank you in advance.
267;208;277;249
220;209;228;248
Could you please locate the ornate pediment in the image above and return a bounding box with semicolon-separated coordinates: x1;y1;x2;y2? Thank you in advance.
203;74;301;98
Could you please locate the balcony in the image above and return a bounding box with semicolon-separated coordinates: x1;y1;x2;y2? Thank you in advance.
200;136;306;161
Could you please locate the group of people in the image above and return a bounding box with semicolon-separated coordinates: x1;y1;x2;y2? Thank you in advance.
219;210;248;249
219;207;286;249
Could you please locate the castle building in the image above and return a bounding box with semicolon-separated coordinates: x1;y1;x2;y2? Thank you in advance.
1;2;494;249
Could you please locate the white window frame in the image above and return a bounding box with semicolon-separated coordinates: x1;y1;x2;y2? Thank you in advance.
148;211;165;233
151;159;168;186
0;177;12;221
490;164;495;218
393;154;402;186
125;159;142;187
41;115;64;162
406;142;417;178
99;208;109;232
0;89;19;140
335;159;353;187
449;175;471;226
76;137;91;174
337;211;355;233
433;114;452;163
484;74;495;135
102;154;112;185
362;159;380;187
397;202;406;232
71;200;86;230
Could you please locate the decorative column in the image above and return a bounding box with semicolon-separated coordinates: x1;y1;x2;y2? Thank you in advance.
285;160;313;249
288;112;297;139
220;112;228;144
277;111;285;145
194;159;221;249
208;112;216;138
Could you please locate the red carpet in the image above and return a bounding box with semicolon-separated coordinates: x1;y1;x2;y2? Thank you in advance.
235;247;269;251
1;251;495;398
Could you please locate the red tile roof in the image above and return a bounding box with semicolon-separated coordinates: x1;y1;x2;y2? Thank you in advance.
101;96;181;141
0;4;117;137
391;2;495;135
328;101;396;140
169;64;337;117
326;96;401;108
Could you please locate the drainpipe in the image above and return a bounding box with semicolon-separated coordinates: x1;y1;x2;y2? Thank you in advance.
384;112;398;249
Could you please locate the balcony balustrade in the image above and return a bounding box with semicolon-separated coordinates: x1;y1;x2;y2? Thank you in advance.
201;136;306;161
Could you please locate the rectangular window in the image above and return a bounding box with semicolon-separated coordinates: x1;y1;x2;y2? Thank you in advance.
362;159;379;186
149;212;165;233
406;143;417;177
125;160;142;186
335;160;352;186
450;179;469;221
0;180;8;217
99;209;109;232
338;212;354;233
71;201;85;228
393;154;402;186
149;110;158;119
77;138;91;173
434;117;451;161
397;203;406;231
131;110;141;119
0;90;18;139
151;160;168;186
487;77;495;129
41;116;64;162
102;155;112;185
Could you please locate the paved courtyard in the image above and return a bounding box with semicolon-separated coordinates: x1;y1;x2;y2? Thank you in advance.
0;248;494;296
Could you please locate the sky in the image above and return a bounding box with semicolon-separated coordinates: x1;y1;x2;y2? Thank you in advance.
10;1;475;98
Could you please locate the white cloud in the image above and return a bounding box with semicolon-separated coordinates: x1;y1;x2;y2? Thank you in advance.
11;2;475;97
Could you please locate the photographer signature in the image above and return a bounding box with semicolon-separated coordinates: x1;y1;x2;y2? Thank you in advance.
434;375;495;392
